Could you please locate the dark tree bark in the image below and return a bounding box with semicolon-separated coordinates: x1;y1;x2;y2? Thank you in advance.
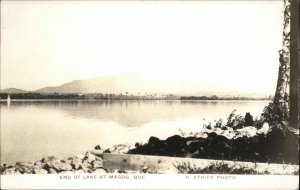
273;0;291;121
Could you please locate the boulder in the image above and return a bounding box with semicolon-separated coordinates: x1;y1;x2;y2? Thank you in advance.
166;135;186;146
48;168;58;174
213;128;223;135
3;168;21;175
85;152;96;163
186;138;206;153
108;144;131;154
15;162;34;174
75;154;85;160
33;168;48;174
34;161;46;168
148;136;161;146
71;156;83;170
235;127;257;138
119;147;129;154
257;123;270;135
92;160;103;169
41;156;59;163
94;145;102;150
42;156;61;170
208;135;232;158
220;129;235;139
207;132;217;139
63;159;72;165
0;166;6;174
58;163;73;171
80;162;92;173
90;150;104;157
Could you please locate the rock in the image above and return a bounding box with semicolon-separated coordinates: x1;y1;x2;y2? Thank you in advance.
90;150;104;157
92;160;103;169
221;126;228;130
186;140;196;146
58;163;73;171
0;166;6;174
48;162;62;171
148;136;161;146
42;156;61;171
94;145;102;150
34;161;46;168
75;154;85;160
119;147;129;154
33;168;48;174
48;168;57;174
71;157;83;170
208;135;232;158
235;127;257;138
192;150;200;157
257;123;270;135
63;159;72;165
207;132;218;139
93;168;107;173
41;156;59;163
213;128;223;135
266;125;287;156
166;135;186;146
15;162;34;174
220;129;235;139
80;162;92;173
85;152;96;163
3;168;21;175
186;138;206;153
108;144;131;154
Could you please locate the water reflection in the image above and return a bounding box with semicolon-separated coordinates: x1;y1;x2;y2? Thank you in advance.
1;100;270;164
0;100;269;127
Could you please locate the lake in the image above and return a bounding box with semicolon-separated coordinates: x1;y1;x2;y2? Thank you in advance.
0;100;270;164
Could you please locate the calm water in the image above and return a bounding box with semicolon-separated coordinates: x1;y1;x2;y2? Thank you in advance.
0;100;269;164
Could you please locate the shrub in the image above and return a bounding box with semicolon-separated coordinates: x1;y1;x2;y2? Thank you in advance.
261;102;283;126
226;110;244;129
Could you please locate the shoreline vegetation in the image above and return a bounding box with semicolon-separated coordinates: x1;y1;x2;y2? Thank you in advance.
0;92;272;101
1;109;299;175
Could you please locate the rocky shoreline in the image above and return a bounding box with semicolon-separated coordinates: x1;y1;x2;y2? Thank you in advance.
129;123;299;165
1;121;299;175
0;144;137;175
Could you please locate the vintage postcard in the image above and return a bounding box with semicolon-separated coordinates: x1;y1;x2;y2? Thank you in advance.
0;0;299;189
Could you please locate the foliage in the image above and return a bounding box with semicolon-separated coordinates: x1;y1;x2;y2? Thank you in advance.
174;161;277;175
214;119;223;128
225;110;244;129
261;102;283;126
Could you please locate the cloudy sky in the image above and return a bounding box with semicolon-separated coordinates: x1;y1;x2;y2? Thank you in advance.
1;1;283;95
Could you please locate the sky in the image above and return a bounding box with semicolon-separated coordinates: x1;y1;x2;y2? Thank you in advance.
1;1;284;95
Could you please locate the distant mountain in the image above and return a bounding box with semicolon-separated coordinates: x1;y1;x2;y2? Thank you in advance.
33;72;269;98
0;88;29;94
35;72;210;95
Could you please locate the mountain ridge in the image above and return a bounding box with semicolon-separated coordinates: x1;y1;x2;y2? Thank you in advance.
1;73;271;98
0;88;29;94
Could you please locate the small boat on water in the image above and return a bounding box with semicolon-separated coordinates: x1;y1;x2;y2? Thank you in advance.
7;95;11;103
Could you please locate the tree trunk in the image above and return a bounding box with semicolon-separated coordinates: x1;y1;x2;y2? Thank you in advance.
273;0;291;121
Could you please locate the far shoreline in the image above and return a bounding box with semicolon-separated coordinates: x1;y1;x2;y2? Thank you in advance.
0;99;272;102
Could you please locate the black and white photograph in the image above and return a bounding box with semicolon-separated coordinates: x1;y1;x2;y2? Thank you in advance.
0;0;299;189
